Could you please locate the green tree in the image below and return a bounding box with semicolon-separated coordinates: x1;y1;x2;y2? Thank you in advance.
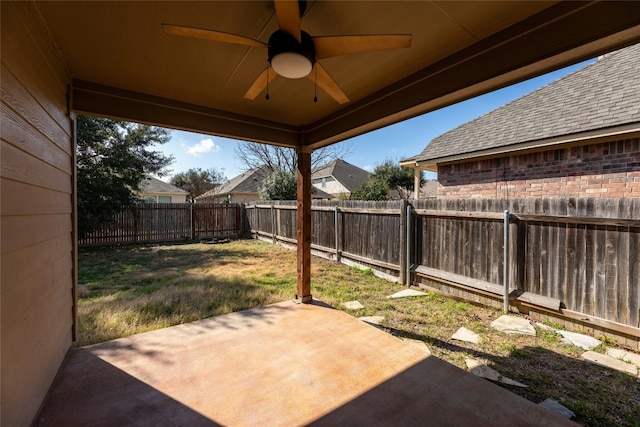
351;160;424;200
258;170;298;200
76;115;174;238
170;167;226;201
351;180;390;201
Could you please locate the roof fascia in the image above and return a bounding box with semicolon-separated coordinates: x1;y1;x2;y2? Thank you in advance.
71;80;300;148
412;123;640;170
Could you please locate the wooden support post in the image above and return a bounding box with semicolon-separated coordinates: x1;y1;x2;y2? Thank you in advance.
399;199;407;285
296;148;312;303
414;168;421;200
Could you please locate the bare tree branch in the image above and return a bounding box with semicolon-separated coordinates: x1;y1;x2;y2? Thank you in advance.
234;141;352;173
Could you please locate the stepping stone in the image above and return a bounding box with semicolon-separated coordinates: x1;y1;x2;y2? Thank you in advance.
582;351;638;376
465;359;528;387
358;315;385;325
451;327;481;344
490;315;536;336
387;289;427;299
401;338;432;355
538;398;575;419
606;348;640;368
343;300;364;310
535;322;554;331
557;330;601;350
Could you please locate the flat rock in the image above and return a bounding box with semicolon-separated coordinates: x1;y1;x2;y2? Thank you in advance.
465;359;528;387
557;330;601;350
358;315;385;325
387;289;428;299
535;322;554;331
400;338;431;355
490;315;536;336
606;348;640;368
538;398;575;419
452;327;481;344
582;351;638;376
343;300;364;310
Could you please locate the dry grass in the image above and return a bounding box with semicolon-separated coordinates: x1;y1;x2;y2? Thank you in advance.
78;239;640;427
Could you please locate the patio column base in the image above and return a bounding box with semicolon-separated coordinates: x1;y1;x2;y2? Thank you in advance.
295;294;313;304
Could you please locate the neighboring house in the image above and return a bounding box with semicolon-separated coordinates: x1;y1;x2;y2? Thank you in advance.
138;176;188;203
401;43;640;199
196;165;270;203
196;165;334;202
312;159;371;199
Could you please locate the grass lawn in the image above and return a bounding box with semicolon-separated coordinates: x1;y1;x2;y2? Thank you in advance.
78;239;639;427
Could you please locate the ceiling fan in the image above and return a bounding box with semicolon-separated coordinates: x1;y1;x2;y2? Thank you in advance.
162;0;411;104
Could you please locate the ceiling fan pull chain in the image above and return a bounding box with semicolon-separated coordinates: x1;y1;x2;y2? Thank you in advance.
266;66;270;100
313;65;318;103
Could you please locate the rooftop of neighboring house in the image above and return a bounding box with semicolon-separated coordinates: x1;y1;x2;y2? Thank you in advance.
196;165;271;199
312;159;371;193
139;176;188;195
403;43;640;169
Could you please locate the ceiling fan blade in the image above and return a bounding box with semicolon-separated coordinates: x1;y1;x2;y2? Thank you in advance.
162;24;268;48
307;63;349;105
313;35;411;59
244;68;277;100
274;0;301;43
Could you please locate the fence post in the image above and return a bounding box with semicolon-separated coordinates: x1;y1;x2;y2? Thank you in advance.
406;204;413;287
271;205;276;243
190;203;195;240
239;203;245;238
399;200;407;285
335;206;341;263
503;210;510;314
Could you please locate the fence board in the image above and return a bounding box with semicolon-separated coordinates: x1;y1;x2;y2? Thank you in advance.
79;203;242;246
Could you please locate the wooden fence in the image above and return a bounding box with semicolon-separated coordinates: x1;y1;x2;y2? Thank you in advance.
245;200;407;279
245;198;640;342
79;203;243;246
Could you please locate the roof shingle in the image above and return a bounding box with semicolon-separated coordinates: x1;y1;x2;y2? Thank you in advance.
312;159;370;193
140;176;188;194
407;43;640;164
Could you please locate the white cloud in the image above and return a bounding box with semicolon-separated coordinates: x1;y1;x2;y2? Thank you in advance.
363;165;374;172
187;138;220;156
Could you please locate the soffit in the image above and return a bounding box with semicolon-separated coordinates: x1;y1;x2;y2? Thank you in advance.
32;1;640;148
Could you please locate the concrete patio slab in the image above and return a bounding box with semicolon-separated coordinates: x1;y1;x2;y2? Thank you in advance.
38;301;576;426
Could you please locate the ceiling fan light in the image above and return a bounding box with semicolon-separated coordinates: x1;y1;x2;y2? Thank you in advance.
271;52;313;79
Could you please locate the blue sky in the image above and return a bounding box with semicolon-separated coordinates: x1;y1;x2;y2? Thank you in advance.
159;59;594;182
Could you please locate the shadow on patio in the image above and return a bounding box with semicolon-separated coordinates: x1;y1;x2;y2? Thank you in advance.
38;300;576;426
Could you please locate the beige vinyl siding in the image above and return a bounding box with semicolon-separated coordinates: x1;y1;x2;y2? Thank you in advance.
1;2;75;426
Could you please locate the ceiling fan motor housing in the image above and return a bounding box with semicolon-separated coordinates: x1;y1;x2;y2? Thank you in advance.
268;30;316;79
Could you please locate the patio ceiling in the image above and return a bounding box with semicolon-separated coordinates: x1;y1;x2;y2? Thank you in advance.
34;1;640;150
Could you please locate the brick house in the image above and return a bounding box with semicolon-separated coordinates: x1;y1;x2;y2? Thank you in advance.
401;43;640;199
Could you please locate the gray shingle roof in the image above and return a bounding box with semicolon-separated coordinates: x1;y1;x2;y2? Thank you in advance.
140;176;188;194
196;165;270;199
406;43;640;164
312;159;370;192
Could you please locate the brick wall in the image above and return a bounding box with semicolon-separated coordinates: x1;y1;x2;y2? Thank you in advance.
437;137;640;198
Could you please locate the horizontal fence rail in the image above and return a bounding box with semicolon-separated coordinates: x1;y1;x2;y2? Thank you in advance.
79;203;243;246
246;198;640;342
245;200;407;279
